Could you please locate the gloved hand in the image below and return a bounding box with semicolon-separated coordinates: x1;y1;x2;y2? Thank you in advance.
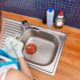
11;38;24;58
5;37;17;59
5;37;24;58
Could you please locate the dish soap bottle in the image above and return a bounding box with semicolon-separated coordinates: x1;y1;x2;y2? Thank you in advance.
47;7;54;28
55;10;64;29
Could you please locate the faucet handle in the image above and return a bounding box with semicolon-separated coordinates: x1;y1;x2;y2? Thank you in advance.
21;20;30;28
21;20;28;25
21;20;30;31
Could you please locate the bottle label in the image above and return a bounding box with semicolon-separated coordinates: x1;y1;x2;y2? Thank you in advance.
57;22;63;26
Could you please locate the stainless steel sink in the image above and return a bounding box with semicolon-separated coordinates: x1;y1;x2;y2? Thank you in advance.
21;29;59;66
20;25;66;76
1;18;66;76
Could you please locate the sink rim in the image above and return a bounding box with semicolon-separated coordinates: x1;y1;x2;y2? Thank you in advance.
20;26;66;75
20;28;61;66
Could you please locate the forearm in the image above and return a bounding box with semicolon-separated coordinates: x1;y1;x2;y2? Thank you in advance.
6;69;33;80
18;57;32;79
5;37;33;79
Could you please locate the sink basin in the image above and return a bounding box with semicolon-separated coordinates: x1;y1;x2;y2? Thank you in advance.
21;29;59;66
20;26;66;75
1;18;66;76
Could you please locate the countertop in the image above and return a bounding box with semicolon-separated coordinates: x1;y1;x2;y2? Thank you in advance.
0;11;80;80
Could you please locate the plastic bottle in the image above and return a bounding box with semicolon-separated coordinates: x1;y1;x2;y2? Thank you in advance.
55;10;64;29
47;7;54;27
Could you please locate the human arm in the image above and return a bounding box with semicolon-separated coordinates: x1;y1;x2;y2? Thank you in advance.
5;37;33;79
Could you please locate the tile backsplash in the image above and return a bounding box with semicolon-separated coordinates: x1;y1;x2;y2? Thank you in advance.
0;0;80;29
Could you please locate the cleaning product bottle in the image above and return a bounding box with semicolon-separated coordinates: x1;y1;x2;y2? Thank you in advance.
55;10;64;29
47;7;54;27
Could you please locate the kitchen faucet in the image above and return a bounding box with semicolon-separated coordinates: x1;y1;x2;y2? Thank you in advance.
21;20;39;34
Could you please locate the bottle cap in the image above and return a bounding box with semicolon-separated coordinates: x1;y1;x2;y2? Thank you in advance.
59;10;63;16
48;7;53;12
